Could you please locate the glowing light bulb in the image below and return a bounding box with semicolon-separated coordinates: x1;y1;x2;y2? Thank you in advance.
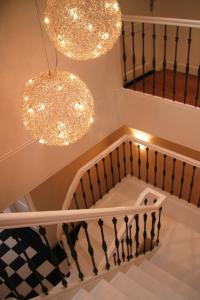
39;138;46;144
24;96;29;101
69;8;78;20
37;103;46;111
44;16;50;24
87;24;94;32
100;32;110;40
112;2;119;11
27;108;34;114
74;102;84;111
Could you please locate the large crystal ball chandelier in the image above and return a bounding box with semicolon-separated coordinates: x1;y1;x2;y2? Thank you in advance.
44;0;122;60
21;71;94;146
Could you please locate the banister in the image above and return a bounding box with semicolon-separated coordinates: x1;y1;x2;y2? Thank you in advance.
0;202;163;229
122;15;200;29
61;134;200;212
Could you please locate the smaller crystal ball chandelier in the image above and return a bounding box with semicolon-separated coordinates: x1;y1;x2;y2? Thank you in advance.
44;0;122;60
21;71;94;146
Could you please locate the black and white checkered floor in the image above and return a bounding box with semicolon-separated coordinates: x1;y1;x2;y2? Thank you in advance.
0;228;68;299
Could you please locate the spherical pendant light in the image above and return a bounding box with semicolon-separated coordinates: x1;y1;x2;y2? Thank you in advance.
21;71;94;146
44;0;122;60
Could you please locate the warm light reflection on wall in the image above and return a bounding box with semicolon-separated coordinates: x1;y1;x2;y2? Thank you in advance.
132;129;151;150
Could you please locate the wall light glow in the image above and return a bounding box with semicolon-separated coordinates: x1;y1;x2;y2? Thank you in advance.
132;130;151;150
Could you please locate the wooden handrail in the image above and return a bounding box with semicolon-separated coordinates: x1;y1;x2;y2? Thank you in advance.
122;15;200;29
0;202;162;230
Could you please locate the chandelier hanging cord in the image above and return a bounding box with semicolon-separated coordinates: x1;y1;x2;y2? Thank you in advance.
53;48;58;74
34;0;51;74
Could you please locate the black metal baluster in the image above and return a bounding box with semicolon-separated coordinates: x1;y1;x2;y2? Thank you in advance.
156;207;163;245
129;225;133;259
162;25;167;98
138;145;141;179
95;163;102;199
198;197;200;208
146;147;149;183
143;213;148;254
112;217;121;265
154;151;158;187
195;65;200;107
81;221;98;275
150;212;156;251
87;169;95;205
121;239;125;262
144;198;148;206
62;223;84;281
80;177;88;208
124;216;130;261
142;23;145;92
102;158;109;193
98;219;110;270
173;26;179;100
113;253;117;266
0;259;24;300
170;158;176;194
152;24;156;95
162;154;167;191
123;142;127;177
129;141;134;176
116;147;121;182
71;222;75;231
131;22;136;90
12;232;49;294
184;28;192;104
134;214;140;257
122;21;127;85
60;240;70;266
109;152;115;187
179;162;186;199
188;166;196;203
39;226;67;287
73;192;79;209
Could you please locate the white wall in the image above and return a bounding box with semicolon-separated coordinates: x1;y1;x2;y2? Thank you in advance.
119;89;200;151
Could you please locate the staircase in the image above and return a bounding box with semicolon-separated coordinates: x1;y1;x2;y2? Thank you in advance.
51;176;200;300
1;135;200;299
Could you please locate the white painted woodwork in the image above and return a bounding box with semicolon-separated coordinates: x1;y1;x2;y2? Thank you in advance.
122;15;200;28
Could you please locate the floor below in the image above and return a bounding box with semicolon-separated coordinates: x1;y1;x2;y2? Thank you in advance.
126;69;199;107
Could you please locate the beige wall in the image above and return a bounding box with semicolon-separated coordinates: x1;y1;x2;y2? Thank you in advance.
159;0;200;19
119;0;160;16
0;0;123;210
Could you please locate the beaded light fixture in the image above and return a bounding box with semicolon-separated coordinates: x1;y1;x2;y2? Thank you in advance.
21;71;94;146
44;0;122;60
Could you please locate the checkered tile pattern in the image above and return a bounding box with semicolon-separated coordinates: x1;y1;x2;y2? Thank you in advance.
0;228;68;299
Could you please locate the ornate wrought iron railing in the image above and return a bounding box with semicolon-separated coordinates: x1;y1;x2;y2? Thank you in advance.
1;132;200;299
0;193;164;299
121;15;200;107
60;134;200;216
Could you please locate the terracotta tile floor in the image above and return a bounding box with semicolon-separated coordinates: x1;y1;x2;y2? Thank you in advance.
127;70;199;107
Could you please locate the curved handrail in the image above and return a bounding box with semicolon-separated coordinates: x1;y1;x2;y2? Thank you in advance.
0;200;163;230
122;15;200;28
